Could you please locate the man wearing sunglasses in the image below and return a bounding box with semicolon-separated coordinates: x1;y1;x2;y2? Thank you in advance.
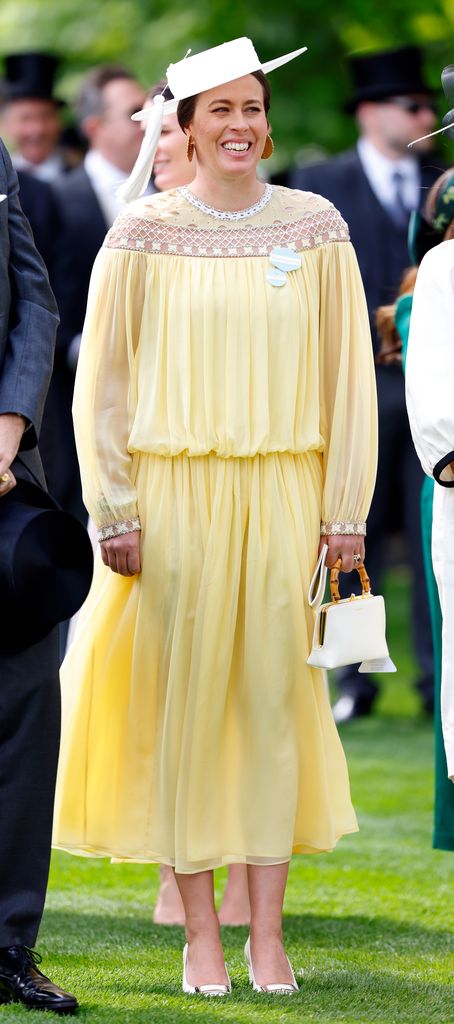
291;46;442;723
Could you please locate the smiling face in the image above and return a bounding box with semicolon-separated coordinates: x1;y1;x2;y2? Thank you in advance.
150;112;194;191
2;98;62;166
186;75;269;182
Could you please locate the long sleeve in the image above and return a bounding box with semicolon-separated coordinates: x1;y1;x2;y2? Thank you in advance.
406;241;454;486
0;139;59;446
73;245;145;528
318;240;378;532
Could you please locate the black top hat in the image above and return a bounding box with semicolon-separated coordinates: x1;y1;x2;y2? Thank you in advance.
3;52;65;105
344;45;432;113
0;478;93;652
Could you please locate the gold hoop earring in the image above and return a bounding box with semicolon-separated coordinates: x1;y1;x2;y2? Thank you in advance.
187;134;195;163
261;134;274;160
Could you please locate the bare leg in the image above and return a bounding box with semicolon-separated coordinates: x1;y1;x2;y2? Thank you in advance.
247;863;295;986
153;864;186;925
218;864;251;926
175;869;228;987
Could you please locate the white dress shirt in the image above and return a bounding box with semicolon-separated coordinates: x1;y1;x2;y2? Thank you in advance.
83;150;130;227
64;151;128;372
12;152;64;182
357;137;420;214
84;150;155;228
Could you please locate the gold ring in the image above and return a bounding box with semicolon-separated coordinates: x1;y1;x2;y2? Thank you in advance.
1;472;10;483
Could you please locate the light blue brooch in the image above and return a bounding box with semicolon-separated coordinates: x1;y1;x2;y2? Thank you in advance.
267;247;302;287
267;267;287;287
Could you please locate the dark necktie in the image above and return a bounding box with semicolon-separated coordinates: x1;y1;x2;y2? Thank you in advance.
389;170;411;228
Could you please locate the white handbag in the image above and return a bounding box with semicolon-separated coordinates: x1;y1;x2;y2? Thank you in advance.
307;545;396;673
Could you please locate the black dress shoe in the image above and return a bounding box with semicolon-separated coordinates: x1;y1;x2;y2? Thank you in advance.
0;946;78;1014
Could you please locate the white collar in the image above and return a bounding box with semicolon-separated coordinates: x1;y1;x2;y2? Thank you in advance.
84;150;132;227
12;152;64;182
84;150;129;188
84;150;154;226
357;137;420;209
358;137;418;179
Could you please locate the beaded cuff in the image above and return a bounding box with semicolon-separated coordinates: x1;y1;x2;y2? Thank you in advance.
98;517;141;542
320;521;366;536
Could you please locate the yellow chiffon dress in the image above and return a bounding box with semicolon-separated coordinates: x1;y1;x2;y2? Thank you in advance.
53;185;378;872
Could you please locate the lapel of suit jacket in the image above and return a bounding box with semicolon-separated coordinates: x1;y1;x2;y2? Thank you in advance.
351;146;406;228
346;149;390;299
72;167;109;237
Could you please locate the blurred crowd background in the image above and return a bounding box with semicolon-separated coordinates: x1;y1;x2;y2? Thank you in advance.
0;0;453;170
1;0;454;742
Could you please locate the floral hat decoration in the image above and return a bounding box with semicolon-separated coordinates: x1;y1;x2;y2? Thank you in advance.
431;169;454;232
117;37;307;202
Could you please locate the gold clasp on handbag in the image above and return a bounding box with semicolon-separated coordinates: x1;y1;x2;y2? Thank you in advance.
318;608;327;646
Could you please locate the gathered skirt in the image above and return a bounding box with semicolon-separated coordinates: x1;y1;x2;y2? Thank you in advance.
53;451;358;871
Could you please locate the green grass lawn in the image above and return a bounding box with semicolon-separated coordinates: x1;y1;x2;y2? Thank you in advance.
4;568;453;1023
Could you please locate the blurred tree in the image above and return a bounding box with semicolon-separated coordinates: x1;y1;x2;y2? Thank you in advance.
0;0;452;170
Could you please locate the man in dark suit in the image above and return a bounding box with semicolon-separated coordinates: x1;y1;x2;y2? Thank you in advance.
16;170;62;267
50;66;146;523
1;54;85;518
0;138;77;1013
14;170;73;507
0;52;67;182
291;47;442;721
53;65;146;359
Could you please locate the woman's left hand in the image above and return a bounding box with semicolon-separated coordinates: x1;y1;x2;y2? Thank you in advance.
100;531;142;576
318;535;365;574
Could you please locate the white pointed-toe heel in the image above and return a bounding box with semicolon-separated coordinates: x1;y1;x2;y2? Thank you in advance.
182;943;231;996
244;936;298;994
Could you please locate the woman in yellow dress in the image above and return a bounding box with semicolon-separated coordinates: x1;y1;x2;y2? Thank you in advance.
146;76;251;928
53;38;378;995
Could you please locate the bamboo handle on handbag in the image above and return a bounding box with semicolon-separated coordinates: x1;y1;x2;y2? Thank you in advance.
330;557;371;603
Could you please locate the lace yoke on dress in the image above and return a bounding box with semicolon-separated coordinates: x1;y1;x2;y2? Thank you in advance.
105;185;350;259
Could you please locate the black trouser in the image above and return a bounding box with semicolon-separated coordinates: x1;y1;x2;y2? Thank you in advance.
337;367;434;708
0;450;61;947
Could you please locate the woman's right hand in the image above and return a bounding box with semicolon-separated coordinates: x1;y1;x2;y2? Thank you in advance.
100;531;142;576
318;534;365;574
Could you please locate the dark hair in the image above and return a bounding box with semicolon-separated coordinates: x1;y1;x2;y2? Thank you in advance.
147;79;175;104
77;65;136;127
177;69;271;131
375;265;418;366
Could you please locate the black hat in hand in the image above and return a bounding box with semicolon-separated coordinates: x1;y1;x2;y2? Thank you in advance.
0;479;93;652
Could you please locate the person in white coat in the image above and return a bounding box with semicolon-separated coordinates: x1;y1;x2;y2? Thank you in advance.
406;66;454;782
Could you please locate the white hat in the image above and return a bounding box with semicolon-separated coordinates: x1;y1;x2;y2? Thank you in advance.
117;36;307;202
